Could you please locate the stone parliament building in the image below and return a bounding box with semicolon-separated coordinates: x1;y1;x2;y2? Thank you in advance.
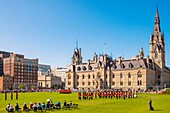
66;8;170;91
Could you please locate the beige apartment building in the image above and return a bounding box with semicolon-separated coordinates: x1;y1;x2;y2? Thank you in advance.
66;8;170;91
38;74;61;88
38;64;62;88
52;67;67;83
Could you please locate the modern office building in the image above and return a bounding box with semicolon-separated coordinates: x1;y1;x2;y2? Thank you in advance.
38;64;51;76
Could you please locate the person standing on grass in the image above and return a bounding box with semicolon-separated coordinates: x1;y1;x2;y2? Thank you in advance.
78;92;81;100
16;91;18;100
148;99;154;111
11;92;13;100
5;92;7;100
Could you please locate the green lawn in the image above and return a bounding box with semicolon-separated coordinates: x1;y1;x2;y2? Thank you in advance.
0;92;170;113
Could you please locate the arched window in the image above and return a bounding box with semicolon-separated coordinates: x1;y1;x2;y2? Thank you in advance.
155;51;158;59
68;74;71;79
93;74;95;79
120;73;123;78
137;71;142;78
88;74;90;79
158;75;161;79
157;80;160;85
120;81;123;85
97;72;101;78
112;81;115;85
112;74;115;78
137;80;140;85
88;82;90;85
82;74;85;79
68;81;71;85
77;82;79;85
128;73;131;78
140;80;142;85
128;81;131;85
82;82;85;85
77;75;79;79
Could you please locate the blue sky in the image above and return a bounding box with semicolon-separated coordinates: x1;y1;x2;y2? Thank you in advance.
0;0;170;68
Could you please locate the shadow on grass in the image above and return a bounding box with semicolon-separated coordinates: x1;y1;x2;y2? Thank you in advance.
154;109;162;111
149;109;162;112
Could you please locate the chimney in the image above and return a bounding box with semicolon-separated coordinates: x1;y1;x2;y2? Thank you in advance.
118;56;122;64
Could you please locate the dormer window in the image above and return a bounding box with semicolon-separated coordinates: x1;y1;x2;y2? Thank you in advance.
129;63;133;68
77;67;81;71
88;66;92;70
121;63;125;69
82;66;86;70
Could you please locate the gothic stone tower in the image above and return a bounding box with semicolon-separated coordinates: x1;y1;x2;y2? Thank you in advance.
149;8;165;69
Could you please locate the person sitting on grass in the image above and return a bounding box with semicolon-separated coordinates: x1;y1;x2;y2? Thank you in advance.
32;102;37;112
55;101;61;109
15;103;21;111
46;101;50;109
41;102;46;110
30;102;33;109
6;103;10;111
62;100;67;108
23;102;30;111
50;101;54;108
37;102;43;111
8;104;14;112
69;101;72;107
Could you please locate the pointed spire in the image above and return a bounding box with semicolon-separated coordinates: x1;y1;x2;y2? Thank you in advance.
153;5;161;34
76;39;78;49
155;4;159;18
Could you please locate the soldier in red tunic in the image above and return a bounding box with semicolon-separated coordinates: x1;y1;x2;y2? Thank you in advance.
78;92;81;100
95;91;97;98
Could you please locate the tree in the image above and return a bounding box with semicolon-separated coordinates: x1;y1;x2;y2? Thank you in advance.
19;84;23;89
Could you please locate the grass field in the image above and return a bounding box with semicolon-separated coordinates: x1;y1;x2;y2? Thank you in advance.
0;92;170;113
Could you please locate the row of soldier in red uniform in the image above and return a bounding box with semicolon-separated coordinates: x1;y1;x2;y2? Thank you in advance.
5;92;19;100
78;92;94;100
78;90;137;100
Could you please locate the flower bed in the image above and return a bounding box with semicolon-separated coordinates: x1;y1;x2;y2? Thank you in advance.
59;90;72;94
